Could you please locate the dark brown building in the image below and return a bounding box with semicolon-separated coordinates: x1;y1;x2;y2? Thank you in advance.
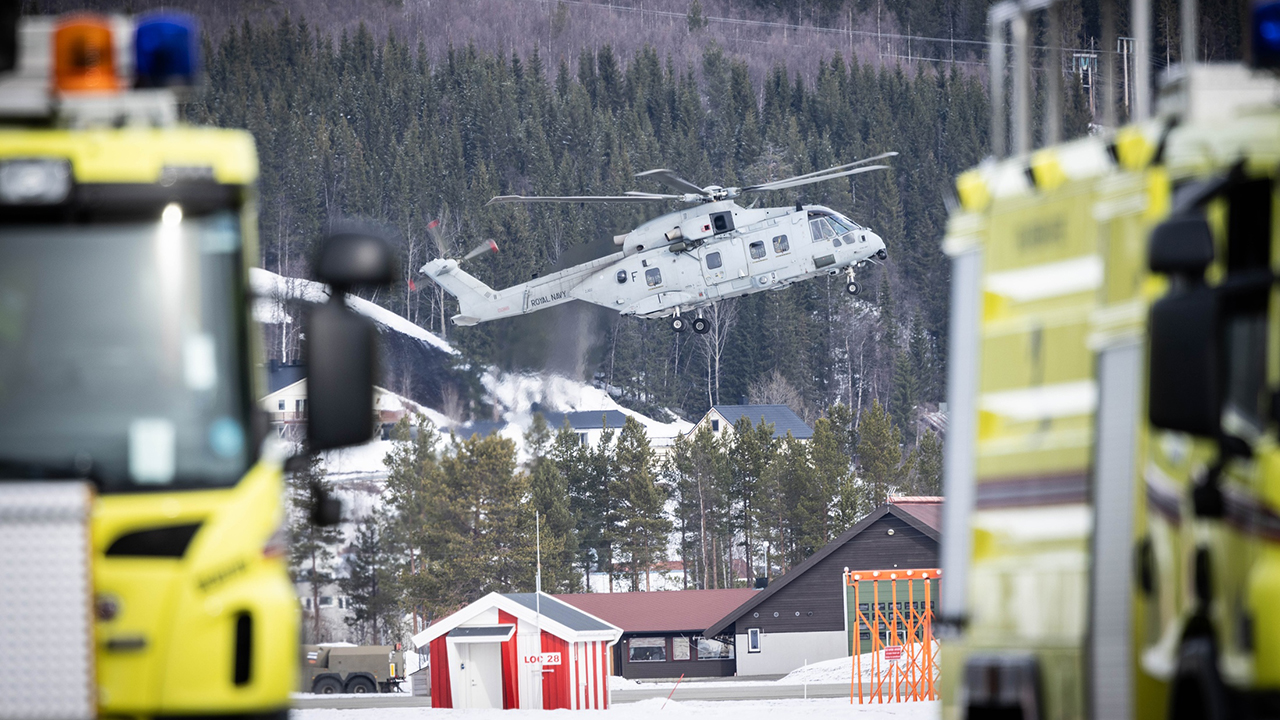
555;588;756;679
703;497;942;676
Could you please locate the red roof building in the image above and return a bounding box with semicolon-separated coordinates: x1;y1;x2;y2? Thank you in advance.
555;589;757;679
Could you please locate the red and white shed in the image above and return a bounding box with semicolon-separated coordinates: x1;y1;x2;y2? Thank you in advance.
411;591;622;710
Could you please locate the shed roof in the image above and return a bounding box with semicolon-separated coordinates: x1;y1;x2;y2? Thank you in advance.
711;405;813;439
702;499;942;638
410;591;621;649
553;589;757;634
504;592;616;632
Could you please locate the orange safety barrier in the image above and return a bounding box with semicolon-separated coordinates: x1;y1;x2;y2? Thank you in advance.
845;568;940;704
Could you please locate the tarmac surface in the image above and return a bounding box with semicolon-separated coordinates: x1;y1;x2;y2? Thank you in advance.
292;679;863;708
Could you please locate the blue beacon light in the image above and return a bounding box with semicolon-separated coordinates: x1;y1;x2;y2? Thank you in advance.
1252;1;1280;69
134;13;199;87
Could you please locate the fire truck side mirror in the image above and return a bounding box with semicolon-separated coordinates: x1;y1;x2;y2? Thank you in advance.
1148;214;1214;278
304;231;395;453
315;232;398;291
1147;286;1221;437
306;300;377;452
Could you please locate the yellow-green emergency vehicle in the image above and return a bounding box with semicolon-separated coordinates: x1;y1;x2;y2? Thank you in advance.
0;12;391;720
938;28;1280;720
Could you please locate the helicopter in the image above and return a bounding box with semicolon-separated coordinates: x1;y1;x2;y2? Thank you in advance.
421;153;895;334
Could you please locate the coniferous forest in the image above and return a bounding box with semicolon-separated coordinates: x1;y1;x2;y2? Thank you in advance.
188;16;1017;428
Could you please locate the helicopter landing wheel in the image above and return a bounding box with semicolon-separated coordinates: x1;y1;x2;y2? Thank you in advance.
845;281;862;297
692;317;711;334
876;248;887;260
672;315;688;333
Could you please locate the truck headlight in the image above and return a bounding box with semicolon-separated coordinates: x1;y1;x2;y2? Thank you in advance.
0;159;72;205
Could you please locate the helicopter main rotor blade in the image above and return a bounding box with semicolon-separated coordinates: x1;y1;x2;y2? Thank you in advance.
634;169;707;197
744;152;899;190
742;150;901;189
742;164;890;193
488;194;674;205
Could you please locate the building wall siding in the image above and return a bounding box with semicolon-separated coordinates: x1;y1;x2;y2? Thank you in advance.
733;629;848;676
730;515;937;636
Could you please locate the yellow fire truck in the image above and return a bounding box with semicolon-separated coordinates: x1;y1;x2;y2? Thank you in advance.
938;7;1280;719
0;12;392;720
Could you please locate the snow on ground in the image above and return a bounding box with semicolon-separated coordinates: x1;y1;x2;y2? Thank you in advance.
249;268;457;355
294;698;940;719
783;652;882;684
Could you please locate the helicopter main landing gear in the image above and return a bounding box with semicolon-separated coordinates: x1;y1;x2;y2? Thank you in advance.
672;314;688;333
844;268;862;297
692;317;711;334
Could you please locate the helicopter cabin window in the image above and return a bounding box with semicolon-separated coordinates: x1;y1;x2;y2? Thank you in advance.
773;235;790;254
645;268;662;287
706;252;723;269
749;241;766;260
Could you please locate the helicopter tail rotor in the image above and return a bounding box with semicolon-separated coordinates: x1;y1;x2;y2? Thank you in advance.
463;239;499;261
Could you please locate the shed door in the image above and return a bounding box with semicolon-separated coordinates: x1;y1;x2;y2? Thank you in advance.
459;643;503;709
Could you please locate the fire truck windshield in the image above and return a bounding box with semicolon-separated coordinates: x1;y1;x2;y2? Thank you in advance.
0;210;253;491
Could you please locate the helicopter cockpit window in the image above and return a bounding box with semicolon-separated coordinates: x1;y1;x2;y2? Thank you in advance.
831;216;861;234
645;268;662;287
773;235;790;254
706;252;722;269
809;217;836;242
749;241;766;260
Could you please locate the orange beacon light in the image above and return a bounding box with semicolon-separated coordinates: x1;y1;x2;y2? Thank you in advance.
53;15;120;92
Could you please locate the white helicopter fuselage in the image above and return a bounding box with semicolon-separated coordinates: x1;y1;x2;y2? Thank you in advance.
421;201;885;328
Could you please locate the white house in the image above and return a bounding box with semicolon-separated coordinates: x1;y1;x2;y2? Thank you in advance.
688;404;813;442
259;379;433;442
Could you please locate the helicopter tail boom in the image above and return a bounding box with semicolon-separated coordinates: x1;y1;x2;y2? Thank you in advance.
420;258;513;326
422;254;622;325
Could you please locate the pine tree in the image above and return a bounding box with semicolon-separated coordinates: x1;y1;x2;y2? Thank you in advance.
856;399;907;508
727;417;774;582
909;429;944;496
340;512;401;644
808;418;850;543
288;454;344;643
526;413;579;592
611;417;671;591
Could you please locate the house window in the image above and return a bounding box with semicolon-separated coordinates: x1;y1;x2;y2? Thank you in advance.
277;400;285;411
749;241;766;260
711;419;719;432
747;628;761;653
628;637;667;662
319;596;334;608
645;268;662;287
296;399;307;413
302;598;313;610
696;636;734;660
772;235;789;254
672;637;691;661
706;252;722;269
577;432;588;446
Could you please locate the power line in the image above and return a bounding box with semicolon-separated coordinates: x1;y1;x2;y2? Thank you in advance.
524;0;1145;61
